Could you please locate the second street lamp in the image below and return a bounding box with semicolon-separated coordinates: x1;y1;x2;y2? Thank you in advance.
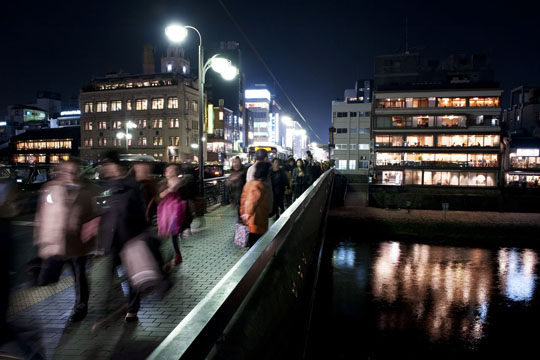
116;121;136;151
165;23;238;216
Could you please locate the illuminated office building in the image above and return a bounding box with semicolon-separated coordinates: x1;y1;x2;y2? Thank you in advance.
330;80;373;175
80;73;203;165
245;87;272;146
371;53;503;188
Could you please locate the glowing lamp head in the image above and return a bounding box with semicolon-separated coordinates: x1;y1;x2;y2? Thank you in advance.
220;65;238;81
210;58;230;74
116;133;125;139
165;24;188;43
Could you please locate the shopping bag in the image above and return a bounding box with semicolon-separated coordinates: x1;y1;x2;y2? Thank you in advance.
234;223;250;248
120;233;161;292
157;192;187;237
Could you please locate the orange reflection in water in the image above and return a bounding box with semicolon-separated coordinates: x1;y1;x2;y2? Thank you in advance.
372;243;538;343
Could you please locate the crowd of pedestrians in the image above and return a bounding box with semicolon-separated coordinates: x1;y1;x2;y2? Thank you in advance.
0;148;326;353
234;149;325;247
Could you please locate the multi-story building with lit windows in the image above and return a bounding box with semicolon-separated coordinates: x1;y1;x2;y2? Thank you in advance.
206;103;234;164
79;72;204;165
370;52;503;191
331;82;372;175
245;88;271;146
372;89;502;187
10;127;80;164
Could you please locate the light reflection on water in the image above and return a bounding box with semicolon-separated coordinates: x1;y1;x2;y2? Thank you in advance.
370;242;538;343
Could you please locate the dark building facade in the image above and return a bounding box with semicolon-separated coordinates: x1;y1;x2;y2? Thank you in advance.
205;41;245;151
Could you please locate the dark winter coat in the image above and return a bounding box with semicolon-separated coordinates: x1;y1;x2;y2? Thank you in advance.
270;167;288;196
97;176;148;253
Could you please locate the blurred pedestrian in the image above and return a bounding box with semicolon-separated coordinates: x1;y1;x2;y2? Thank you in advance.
246;148;273;211
305;153;321;186
132;162;158;222
33;160;99;322
292;159;307;201
226;156;246;222
240;162;271;247
284;157;295;207
156;164;191;266
98;151;160;322
270;158;288;220
0;178;18;340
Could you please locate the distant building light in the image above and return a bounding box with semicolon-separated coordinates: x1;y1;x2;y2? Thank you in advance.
60;110;81;116
245;89;271;101
0;121;6;126
167;64;173;72
182;65;187;74
516;149;539;157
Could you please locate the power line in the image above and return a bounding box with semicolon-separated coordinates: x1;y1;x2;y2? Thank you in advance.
217;0;321;142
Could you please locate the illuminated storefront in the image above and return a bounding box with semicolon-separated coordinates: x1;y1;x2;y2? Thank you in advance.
9;127;80;165
504;141;540;188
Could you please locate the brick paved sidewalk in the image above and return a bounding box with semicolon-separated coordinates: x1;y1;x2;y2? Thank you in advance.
2;206;247;360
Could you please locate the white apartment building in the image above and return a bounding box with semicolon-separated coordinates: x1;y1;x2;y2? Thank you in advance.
331;101;371;174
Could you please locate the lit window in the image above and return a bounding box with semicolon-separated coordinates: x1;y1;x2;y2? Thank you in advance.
126;100;132;111
168;97;178;109
192;101;198;113
84;102;93;113
359;144;369;150
84;121;93;131
152;98;165;110
96;101;108;112
337;160;347;170
219;112;224;120
153;136;163;146
136;99;148;111
152;119;163;128
349;160;356;170
167;64;173;72
110;100;122;112
169;118;180;128
469;97;500;107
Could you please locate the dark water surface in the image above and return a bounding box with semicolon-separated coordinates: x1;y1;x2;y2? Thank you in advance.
307;239;540;359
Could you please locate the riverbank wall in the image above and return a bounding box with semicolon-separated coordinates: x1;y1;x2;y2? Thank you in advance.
329;190;540;248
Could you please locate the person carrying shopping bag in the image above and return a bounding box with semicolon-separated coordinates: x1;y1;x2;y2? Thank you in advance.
240;162;271;247
156;164;192;266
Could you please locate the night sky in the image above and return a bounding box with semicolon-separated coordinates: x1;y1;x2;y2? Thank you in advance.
2;0;539;141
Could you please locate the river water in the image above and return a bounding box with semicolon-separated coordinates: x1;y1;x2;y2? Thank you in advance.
307;239;540;359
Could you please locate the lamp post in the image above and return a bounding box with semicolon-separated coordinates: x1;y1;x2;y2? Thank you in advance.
116;121;136;151
165;24;238;212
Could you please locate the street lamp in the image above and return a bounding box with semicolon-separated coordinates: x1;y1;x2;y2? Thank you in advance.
165;23;238;211
116;121;136;151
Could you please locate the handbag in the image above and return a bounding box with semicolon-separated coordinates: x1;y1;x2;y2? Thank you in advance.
234;223;250;248
157;192;187;237
120;232;161;292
